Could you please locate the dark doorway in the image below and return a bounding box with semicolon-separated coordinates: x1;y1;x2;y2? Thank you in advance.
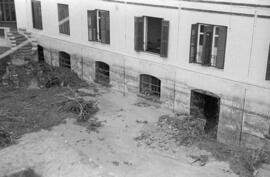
139;74;161;99
190;90;220;138
59;51;71;69
37;45;44;62
95;61;110;85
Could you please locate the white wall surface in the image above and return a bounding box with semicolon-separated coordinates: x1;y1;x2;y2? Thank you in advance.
14;0;270;90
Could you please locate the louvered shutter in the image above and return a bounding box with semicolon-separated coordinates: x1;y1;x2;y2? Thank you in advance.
100;10;110;44
160;20;169;58
189;24;198;63
216;26;227;69
134;17;144;52
32;0;42;29
202;25;213;65
58;4;70;35
87;10;97;41
266;44;270;80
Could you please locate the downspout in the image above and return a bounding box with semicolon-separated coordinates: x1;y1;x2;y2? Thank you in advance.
247;10;257;77
239;88;247;145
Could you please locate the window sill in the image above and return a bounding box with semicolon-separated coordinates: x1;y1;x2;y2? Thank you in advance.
190;62;224;70
137;93;161;104
59;32;70;37
137;50;161;57
33;28;43;31
88;40;110;45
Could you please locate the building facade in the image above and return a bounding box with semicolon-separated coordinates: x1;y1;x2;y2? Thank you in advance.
14;0;270;149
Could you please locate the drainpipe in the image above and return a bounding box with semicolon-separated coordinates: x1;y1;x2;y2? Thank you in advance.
247;10;257;77
239;88;247;145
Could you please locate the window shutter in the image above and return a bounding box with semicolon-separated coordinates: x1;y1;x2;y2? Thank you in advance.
31;0;42;29
88;10;97;41
266;44;270;80
189;24;198;63
134;17;144;52
202;25;213;65
58;4;70;35
100;11;110;44
160;20;169;58
216;26;227;69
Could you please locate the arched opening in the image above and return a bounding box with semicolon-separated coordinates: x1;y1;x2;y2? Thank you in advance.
59;51;71;69
190;89;220;138
95;61;110;84
37;45;44;62
139;74;161;99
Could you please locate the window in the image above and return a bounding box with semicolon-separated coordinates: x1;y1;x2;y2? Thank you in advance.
57;4;70;35
31;0;43;30
134;16;169;57
266;44;270;80
95;61;110;84
88;10;110;44
59;51;71;69
0;0;16;22
189;23;227;69
139;74;161;99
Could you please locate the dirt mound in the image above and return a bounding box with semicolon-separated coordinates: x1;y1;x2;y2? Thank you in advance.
1;61;87;89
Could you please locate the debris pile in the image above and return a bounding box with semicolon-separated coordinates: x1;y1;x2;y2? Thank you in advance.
1;61;87;89
135;114;206;152
58;88;99;122
0;129;12;148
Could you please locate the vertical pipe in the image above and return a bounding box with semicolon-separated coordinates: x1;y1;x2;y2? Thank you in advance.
239;88;247;145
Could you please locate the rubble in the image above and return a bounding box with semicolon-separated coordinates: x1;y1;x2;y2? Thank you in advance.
0;129;12;148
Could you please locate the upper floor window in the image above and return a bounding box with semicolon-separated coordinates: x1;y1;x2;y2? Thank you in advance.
189;23;227;69
88;10;110;44
134;16;169;58
31;0;43;30
266;44;270;80
57;4;70;35
0;0;16;22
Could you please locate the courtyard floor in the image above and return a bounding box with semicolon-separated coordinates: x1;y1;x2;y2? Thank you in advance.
0;85;238;177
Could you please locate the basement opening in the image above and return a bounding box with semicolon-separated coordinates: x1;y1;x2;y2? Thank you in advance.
139;74;161;99
190;89;220;138
95;61;110;85
59;51;71;69
0;29;4;38
37;45;44;62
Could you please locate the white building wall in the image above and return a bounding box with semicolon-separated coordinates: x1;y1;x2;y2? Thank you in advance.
14;0;270;148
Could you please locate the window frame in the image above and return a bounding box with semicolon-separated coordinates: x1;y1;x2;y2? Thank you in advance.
87;9;110;44
143;16;163;55
57;3;70;35
190;23;227;69
31;0;43;30
0;0;16;22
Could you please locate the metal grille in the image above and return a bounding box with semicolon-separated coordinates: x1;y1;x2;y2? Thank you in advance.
59;51;71;69
95;61;110;84
139;74;161;98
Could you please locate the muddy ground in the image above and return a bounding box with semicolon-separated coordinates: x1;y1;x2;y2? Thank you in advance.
0;62;270;177
1;85;240;177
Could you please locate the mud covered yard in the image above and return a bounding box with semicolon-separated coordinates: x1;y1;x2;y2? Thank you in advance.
0;62;270;177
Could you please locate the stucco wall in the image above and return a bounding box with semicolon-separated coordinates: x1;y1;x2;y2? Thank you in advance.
15;0;270;149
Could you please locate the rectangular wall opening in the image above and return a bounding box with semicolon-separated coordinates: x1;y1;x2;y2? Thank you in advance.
145;17;162;54
190;90;220;138
38;45;44;62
